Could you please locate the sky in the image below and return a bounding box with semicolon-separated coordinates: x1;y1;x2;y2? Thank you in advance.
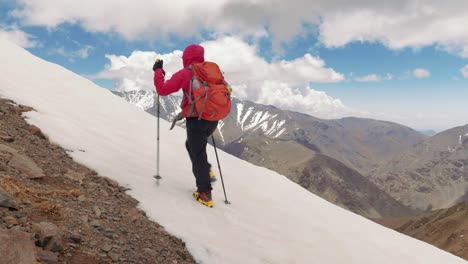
1;35;466;264
0;0;467;131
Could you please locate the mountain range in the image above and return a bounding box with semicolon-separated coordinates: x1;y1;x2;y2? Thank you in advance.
371;125;468;210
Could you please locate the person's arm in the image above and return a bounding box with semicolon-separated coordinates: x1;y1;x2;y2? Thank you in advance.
152;59;185;96
153;69;185;96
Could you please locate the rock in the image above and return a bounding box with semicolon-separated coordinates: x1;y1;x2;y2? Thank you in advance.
0;130;14;142
14;211;27;218
89;240;98;247
29;125;46;139
68;243;79;249
69;233;81;244
77;195;86;202
5;216;19;226
93;205;102;217
85;181;97;189
126;208;143;224
103;177;119;188
143;248;156;256
0;230;36;264
7;151;45;179
0;105;9;113
108;251;119;262
32;222;63;252
15;105;35;113
37;249;59;264
101;244;112;252
18;217;28;225
80;215;88;223
90;220;102;228
64;170;86;185
0;143;18;155
0;190;18;209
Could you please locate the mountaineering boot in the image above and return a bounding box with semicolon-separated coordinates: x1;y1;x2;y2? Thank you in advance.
209;170;217;182
193;191;213;208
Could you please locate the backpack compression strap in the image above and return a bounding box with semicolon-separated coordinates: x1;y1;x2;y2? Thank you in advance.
169;65;200;130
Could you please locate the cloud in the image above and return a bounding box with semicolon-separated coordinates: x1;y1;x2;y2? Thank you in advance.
49;45;93;61
256;81;349;117
317;3;468;58
413;68;430;78
12;0;230;40
0;25;37;48
201;37;344;86
77;46;93;59
10;1;468;57
461;65;468;78
95;36;348;118
355;73;392;82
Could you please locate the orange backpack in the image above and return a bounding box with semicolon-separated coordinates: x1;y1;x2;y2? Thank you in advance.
182;62;232;121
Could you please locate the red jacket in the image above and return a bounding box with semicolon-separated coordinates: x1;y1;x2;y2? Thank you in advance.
153;44;205;111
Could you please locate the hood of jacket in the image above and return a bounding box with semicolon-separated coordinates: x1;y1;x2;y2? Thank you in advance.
182;44;205;68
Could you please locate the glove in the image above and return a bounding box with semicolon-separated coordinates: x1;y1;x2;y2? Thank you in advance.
153;59;163;71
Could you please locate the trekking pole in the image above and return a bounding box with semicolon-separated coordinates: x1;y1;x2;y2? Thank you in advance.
212;135;230;204
154;94;162;180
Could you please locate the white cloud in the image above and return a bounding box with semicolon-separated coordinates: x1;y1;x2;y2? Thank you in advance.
49;45;94;61
355;73;393;82
413;68;430;78
11;1;468;57
95;36;348;118
256;81;349;117
201;37;344;86
317;4;468;57
355;74;381;82
0;25;37;48
77;46;93;59
12;0;230;40
461;65;468;78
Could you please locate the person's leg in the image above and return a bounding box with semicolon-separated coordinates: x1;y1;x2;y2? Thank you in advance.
206;121;218;138
186;118;212;193
185;140;193;163
206;121;219;181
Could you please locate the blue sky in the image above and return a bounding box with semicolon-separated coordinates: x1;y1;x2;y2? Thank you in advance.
1;1;467;131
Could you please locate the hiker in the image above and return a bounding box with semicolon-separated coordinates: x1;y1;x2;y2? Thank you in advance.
153;44;227;208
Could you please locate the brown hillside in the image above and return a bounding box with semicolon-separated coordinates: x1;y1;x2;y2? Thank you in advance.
375;202;468;260
224;136;416;218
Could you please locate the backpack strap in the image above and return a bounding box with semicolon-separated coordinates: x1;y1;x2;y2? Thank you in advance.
170;112;183;130
170;65;198;130
186;64;206;118
197;82;208;120
186;66;196;117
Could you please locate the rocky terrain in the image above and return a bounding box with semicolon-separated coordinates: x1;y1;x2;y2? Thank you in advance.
375;202;468;261
0;98;195;264
371;125;468;210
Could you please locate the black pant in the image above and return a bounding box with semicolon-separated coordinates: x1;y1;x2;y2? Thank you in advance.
185;118;218;193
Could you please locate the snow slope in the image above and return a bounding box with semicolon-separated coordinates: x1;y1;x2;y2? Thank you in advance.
0;38;465;264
